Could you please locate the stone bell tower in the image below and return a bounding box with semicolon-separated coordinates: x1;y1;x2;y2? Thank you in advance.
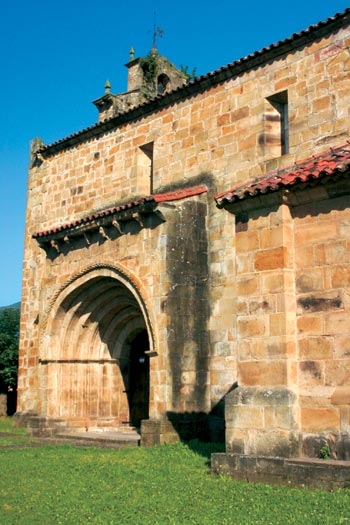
93;47;187;122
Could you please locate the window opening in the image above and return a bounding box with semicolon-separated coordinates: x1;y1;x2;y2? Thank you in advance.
265;91;289;156
157;73;170;95
139;142;154;194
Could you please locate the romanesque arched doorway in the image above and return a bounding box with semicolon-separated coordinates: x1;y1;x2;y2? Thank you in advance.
41;268;154;430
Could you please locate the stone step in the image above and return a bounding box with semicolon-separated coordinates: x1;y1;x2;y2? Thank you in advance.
55;430;140;448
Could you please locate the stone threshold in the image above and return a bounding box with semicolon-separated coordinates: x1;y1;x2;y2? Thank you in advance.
211;453;350;491
57;429;140;447
0;430;140;449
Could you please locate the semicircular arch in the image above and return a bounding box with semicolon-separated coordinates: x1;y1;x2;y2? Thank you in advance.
41;264;157;360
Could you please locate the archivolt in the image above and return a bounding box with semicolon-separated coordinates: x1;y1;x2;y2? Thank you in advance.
40;263;156;358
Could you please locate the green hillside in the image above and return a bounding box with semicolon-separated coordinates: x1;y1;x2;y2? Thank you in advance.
0;302;20;312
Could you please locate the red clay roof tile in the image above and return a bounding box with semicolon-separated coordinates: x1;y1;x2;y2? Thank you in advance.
215;143;350;207
153;186;207;203
33;185;207;239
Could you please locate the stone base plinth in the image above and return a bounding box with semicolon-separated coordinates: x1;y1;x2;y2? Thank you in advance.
211;453;350;490
13;411;38;428
225;386;299;457
25;415;67;437
141;419;180;447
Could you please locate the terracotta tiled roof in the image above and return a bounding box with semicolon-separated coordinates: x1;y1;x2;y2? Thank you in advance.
215;144;350;207
38;9;350;157
153;186;207;203
33;185;207;239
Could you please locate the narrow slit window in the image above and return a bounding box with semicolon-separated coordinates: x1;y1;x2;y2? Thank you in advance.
139;142;154;194
264;91;289;156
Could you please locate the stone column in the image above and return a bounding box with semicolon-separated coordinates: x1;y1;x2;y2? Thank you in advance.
226;195;299;457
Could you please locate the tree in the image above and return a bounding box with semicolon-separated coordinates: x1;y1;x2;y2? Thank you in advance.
0;307;20;392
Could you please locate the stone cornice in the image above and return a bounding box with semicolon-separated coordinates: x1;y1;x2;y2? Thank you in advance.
33;185;208;255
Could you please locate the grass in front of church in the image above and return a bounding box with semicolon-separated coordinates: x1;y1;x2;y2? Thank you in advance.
0;416;27;435
0;419;350;525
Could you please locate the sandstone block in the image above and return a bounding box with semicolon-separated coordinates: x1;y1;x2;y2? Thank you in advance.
229;406;264;429
260;225;293;249
312;95;332;112
334;335;350;359
325;359;350;387
296;269;324;292
297;314;323;334
325;312;350;334
299;360;325;387
236;231;259;252
269;312;296;336
261;272;284;293
331;265;350;288
231;106;250;121
217;113;230;126
227;386;297;407
275;75;297;90
238;361;287;386
236;253;253;274
250;338;291;360
301;407;340;432
255;247;289;271
298;336;333;360
237;317;267;337
295;220;337;245
331;387;350;406
248;296;275;314
236;275;260;296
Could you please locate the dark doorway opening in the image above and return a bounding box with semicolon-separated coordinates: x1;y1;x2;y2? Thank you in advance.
7;390;17;415
128;330;150;428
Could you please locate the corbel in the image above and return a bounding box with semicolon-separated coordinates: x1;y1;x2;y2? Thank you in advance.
50;240;60;253
112;219;123;234
99;226;109;240
83;233;91;246
135;213;145;227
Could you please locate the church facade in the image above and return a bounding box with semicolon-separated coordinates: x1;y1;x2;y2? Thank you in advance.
17;9;350;457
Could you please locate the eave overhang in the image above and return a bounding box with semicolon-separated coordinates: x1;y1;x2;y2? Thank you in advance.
35;9;350;159
33;185;208;250
215;143;350;210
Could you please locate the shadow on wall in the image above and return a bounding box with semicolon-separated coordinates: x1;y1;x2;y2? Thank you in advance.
166;382;238;443
44;212;165;261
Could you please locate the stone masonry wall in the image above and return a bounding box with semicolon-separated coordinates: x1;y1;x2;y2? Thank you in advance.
294;183;350;457
224;180;350;458
18;19;350;445
225;197;299;457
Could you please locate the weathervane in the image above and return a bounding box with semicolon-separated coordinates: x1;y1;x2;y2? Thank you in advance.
152;11;164;49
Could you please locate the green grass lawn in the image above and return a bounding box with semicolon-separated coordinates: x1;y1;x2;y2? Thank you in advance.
0;418;350;524
0;417;27;436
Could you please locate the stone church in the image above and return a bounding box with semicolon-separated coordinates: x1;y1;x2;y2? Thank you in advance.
16;8;350;458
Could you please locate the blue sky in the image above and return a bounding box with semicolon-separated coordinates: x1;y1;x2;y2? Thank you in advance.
0;0;349;306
